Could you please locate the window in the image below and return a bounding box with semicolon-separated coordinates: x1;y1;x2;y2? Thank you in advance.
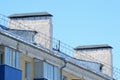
0;52;3;64
0;46;4;65
5;47;20;68
54;67;59;80
44;62;59;80
25;61;31;80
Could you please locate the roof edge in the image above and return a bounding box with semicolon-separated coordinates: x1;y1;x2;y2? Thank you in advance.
74;44;112;50
8;12;53;18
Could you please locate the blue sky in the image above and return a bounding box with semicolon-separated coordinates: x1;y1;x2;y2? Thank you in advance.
1;0;120;77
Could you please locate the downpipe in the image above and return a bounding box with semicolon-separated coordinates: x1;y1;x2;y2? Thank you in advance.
60;58;67;80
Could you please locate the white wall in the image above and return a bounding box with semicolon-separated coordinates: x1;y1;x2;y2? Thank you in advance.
74;48;113;76
8;16;53;49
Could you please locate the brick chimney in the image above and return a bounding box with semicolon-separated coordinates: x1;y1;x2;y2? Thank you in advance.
8;12;53;49
74;44;113;76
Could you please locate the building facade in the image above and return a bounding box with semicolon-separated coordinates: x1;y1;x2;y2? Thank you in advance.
0;12;113;80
